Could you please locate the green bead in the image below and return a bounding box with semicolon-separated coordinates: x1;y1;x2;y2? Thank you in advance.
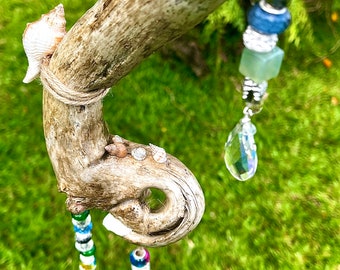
71;210;90;221
80;245;96;257
239;46;284;83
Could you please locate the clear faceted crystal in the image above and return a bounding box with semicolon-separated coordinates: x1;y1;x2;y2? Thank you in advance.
224;117;257;181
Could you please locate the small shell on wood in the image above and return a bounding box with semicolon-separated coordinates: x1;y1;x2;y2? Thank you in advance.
149;143;167;163
23;4;66;83
105;143;127;158
112;135;124;144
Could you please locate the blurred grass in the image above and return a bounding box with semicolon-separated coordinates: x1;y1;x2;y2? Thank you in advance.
1;1;340;269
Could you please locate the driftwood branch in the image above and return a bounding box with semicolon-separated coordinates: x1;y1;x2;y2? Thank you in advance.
42;0;225;247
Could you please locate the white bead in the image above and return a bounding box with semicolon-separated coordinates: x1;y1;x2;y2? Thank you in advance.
79;254;96;266
75;239;94;253
72;214;92;229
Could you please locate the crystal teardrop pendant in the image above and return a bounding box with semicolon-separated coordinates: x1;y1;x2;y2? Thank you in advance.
224;116;257;181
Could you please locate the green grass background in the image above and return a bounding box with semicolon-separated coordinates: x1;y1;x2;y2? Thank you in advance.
1;0;339;269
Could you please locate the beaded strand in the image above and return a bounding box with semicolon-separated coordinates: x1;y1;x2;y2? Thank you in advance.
224;0;291;181
71;210;97;270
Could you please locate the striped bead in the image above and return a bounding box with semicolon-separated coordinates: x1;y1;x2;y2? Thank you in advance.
242;77;268;102
75;231;92;244
75;239;94;253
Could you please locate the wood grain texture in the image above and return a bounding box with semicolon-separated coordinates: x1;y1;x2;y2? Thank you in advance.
43;0;226;246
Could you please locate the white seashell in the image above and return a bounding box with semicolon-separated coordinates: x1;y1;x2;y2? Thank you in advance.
149;143;167;163
112;135;124;144
23;4;66;83
131;147;147;161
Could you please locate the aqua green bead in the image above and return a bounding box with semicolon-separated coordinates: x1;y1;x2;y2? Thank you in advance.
239;46;284;83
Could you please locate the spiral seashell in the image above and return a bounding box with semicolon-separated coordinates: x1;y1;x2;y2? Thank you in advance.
105;143;128;158
149;143;167;163
22;4;66;83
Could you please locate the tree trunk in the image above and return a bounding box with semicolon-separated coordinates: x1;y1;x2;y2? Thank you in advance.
42;0;225;247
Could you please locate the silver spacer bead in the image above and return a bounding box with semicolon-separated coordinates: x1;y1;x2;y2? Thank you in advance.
259;0;288;15
243;26;278;53
242;77;268;102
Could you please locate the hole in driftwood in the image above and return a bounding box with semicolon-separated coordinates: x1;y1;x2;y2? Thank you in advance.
144;188;167;212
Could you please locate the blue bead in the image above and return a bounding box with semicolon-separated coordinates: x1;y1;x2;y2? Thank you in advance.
73;222;93;233
247;3;291;34
130;248;150;268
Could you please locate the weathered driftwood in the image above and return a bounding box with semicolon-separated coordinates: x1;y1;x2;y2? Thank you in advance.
42;0;225;247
